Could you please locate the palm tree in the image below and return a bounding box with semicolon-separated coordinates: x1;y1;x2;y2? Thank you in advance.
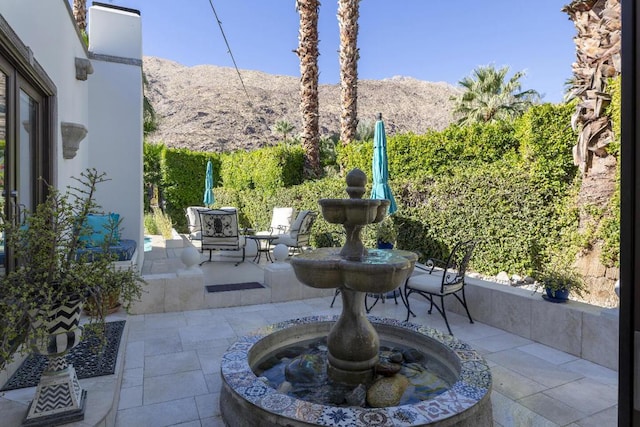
295;0;322;178
73;0;87;32
452;65;541;126
274;120;296;143
338;0;360;145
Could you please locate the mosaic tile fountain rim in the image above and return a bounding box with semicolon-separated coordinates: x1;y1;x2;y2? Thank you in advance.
221;315;492;427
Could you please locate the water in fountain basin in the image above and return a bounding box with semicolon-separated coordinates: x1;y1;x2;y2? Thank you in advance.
253;337;456;408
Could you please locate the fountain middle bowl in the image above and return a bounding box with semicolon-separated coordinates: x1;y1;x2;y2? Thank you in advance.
290;247;416;293
319;198;389;225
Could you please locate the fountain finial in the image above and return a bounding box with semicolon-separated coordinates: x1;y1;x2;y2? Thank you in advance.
345;168;366;199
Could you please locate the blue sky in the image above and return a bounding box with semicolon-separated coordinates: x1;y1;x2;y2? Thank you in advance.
90;0;576;103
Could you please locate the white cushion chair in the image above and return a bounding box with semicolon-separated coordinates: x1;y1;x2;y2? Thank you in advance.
403;239;477;335
185;206;209;240
255;207;295;237
272;210;317;255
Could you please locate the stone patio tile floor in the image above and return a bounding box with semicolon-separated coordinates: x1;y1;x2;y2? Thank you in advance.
0;241;619;427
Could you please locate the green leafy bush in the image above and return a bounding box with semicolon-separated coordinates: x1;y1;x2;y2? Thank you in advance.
143;142;165;211
162;149;220;230
338;121;519;181
515;102;577;199
220;145;304;191
392;160;580;275
143;102;600;279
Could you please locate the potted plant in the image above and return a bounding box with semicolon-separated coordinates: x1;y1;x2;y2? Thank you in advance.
535;260;588;303
376;217;397;249
0;168;144;422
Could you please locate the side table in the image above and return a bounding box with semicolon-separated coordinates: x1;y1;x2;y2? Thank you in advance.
246;235;278;263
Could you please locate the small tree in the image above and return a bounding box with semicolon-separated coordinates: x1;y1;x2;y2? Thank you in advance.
274;120;295;143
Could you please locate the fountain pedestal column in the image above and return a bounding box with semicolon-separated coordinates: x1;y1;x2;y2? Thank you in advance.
327;288;379;384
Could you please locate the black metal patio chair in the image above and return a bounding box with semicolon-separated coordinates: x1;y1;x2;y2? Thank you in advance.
198;208;246;266
403;239;477;335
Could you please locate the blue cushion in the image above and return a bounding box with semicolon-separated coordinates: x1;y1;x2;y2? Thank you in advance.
76;239;137;262
79;213;120;247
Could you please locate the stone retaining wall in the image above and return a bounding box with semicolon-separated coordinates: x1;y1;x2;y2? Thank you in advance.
449;277;619;370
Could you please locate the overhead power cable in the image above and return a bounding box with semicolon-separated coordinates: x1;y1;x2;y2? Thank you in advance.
207;0;252;106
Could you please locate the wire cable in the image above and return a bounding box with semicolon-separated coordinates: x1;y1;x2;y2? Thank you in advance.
207;0;252;106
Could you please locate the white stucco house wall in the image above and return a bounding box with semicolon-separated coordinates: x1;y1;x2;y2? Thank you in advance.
0;0;144;264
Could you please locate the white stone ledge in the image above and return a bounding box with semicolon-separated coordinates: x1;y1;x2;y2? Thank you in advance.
451;276;619;370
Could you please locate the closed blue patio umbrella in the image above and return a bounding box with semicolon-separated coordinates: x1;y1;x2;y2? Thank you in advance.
370;113;397;214
203;159;215;207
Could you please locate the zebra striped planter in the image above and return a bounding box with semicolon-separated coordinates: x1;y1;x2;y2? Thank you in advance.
24;298;86;426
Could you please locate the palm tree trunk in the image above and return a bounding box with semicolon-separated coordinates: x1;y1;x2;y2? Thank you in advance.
563;0;620;175
338;0;360;145
296;0;322;178
73;0;87;32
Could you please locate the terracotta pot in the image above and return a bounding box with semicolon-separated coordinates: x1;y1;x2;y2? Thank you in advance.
84;290;121;316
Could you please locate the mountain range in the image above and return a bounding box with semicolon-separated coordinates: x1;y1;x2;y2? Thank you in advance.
143;56;461;152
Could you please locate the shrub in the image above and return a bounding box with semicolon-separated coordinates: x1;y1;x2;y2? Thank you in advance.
515;102;577;199
144;207;174;239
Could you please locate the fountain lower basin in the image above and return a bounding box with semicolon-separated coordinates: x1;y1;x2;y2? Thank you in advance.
220;316;493;426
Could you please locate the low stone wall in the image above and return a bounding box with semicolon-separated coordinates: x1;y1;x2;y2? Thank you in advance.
131;263;332;315
447;277;619;371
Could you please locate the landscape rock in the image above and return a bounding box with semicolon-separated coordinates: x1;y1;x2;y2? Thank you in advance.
284;354;324;384
345;384;366;407
402;348;424;363
366;375;410;408
375;361;402;376
496;271;510;283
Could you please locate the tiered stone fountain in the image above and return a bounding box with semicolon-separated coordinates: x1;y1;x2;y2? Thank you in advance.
220;169;493;426
290;169;417;385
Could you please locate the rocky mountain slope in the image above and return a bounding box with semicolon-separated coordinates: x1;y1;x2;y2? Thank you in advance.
143;56;461;152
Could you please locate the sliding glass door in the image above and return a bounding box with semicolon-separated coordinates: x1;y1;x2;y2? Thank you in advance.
0;53;51;274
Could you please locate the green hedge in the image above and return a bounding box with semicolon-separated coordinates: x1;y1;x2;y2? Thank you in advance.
220;145;304;191
144;143;304;231
144;102;593;277
598;75;621;267
337;121;519;180
515;102;577;200
392;160;579;275
162;149;220;230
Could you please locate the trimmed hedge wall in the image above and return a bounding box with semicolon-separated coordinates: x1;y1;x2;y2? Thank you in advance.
393;161;578;275
162;149;220;230
144;102;585;277
220;145;305;191
337;121;519;180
